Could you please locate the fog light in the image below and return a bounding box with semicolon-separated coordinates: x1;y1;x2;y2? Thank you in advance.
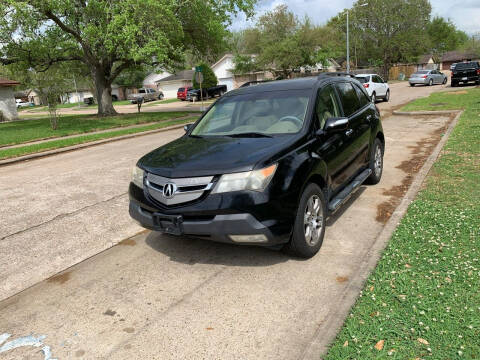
229;234;268;243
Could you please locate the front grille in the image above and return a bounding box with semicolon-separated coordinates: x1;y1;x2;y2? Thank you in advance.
145;173;214;206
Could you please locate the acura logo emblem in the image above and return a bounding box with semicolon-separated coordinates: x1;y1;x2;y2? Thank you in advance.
163;182;177;198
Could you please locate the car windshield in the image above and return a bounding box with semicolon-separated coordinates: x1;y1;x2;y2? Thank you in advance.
191;89;310;136
178;88;185;92
355;76;369;83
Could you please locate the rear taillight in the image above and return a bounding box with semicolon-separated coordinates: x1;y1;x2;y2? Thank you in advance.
422;75;427;78
477;69;480;75
363;83;369;88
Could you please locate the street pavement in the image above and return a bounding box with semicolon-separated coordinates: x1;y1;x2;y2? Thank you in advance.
0;82;452;359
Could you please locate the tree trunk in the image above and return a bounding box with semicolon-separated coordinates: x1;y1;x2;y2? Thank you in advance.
93;68;116;116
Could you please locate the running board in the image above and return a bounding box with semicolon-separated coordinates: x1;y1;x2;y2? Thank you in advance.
328;169;372;213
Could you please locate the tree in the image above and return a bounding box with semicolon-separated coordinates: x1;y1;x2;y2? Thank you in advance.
192;63;217;89
427;17;468;63
0;0;255;116
330;0;432;79
233;5;319;77
114;65;151;89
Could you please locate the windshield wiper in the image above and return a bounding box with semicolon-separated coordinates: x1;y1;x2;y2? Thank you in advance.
226;132;272;138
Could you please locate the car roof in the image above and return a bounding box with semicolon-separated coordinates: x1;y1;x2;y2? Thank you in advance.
355;74;374;77
226;76;359;97
226;77;319;96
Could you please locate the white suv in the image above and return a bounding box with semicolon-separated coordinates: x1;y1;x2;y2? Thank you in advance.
355;74;390;103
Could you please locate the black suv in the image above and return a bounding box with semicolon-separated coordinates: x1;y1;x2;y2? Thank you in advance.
451;61;480;87
129;74;385;258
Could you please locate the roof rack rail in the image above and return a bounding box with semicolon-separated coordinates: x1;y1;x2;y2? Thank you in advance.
318;72;355;79
239;79;274;88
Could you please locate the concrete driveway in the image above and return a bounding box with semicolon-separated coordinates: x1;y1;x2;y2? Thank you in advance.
0;82;452;359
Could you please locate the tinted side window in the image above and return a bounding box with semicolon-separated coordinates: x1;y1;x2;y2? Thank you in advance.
336;82;361;117
315;85;340;129
353;83;370;107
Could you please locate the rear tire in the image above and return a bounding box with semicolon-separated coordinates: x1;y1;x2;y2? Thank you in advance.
283;183;326;258
451;81;456;87
365;138;384;185
409;83;415;87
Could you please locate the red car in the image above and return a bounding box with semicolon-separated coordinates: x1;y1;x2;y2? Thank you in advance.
177;87;192;101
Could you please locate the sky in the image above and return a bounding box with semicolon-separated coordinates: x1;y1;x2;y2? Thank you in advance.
231;0;480;35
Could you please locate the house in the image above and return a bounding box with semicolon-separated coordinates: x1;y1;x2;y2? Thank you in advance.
111;84;137;101
0;77;20;122
416;54;436;71
61;89;94;104
142;71;171;89
211;54;235;91
440;50;480;71
155;70;195;99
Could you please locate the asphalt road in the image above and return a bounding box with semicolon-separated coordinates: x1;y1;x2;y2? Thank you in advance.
0;82;452;359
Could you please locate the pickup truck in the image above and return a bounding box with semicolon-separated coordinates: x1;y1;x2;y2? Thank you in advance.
129;74;384;258
127;88;164;103
186;85;227;101
451;62;480;87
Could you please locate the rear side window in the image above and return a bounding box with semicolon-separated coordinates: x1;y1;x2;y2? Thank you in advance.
352;83;370;107
315;85;340;129
336;82;361;117
139;89;146;93
355;76;369;83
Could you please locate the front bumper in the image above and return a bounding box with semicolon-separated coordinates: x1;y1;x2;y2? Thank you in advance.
128;183;295;246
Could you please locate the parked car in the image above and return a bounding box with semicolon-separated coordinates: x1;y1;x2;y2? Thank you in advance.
127;88;164;103
451;61;480;87
355;74;390;103
177;87;193;101
408;69;447;86
186;85;228;101
129;75;384;258
15;99;35;109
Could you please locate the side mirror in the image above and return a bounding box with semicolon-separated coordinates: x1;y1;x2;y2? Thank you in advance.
184;123;193;132
324;117;349;133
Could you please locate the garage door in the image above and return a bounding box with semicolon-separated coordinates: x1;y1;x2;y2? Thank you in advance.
161;83;180;99
218;78;234;91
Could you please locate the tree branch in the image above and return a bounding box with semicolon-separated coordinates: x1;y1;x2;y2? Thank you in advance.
110;60;134;82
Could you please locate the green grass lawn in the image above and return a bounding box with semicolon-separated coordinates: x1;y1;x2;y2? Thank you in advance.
0;111;196;147
325;88;480;359
0;117;197;160
143;98;180;107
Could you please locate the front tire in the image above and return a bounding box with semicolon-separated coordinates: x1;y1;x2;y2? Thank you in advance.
409;83;415;87
384;89;390;102
283;184;326;258
428;79;433;86
371;92;376;103
443;77;447;85
365;138;384;185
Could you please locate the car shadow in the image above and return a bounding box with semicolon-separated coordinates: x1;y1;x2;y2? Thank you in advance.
326;186;366;227
145;231;291;267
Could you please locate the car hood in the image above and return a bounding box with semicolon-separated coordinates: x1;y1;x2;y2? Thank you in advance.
138;135;295;178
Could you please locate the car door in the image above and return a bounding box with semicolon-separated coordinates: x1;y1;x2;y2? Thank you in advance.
333;81;370;184
374;75;387;96
311;84;350;192
377;75;388;94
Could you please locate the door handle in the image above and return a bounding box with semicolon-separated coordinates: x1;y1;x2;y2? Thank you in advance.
366;115;373;122
345;129;354;137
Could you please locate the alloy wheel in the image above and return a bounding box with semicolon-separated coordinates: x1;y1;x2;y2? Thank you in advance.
374;145;383;178
304;195;323;246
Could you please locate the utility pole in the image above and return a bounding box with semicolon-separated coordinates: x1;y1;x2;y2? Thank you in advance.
346;10;350;73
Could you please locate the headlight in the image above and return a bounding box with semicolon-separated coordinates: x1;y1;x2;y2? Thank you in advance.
212;164;277;194
132;166;144;189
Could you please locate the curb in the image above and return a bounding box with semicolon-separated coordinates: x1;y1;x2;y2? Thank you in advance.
393;110;461;116
301;110;463;360
0;122;189;167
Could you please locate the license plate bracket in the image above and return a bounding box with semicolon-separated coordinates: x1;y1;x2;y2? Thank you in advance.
153;213;183;235
462;77;468;81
